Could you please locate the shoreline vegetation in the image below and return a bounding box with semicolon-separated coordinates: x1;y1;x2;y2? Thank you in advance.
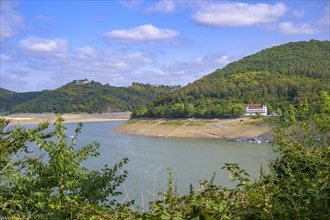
3;112;131;125
113;117;273;140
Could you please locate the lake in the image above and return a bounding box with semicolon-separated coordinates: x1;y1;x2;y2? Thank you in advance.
25;120;273;209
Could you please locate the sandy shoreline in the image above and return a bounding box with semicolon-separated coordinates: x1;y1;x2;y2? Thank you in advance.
3;112;131;125
4;113;274;139
113;118;274;139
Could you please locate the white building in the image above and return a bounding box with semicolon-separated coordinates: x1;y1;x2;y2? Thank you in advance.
244;104;267;116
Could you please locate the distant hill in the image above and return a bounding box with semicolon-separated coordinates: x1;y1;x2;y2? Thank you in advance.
132;40;330;119
0;88;47;113
1;82;181;114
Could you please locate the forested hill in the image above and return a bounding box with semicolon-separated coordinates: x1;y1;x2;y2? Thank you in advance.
132;40;330;119
0;88;47;113
2;82;181;113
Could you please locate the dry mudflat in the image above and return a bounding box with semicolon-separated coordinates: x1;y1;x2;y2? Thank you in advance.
113;118;273;139
4;113;274;140
3;112;131;125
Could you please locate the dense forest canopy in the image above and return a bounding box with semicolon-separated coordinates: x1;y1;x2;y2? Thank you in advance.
132;40;330;119
0;82;181;114
0;88;47;113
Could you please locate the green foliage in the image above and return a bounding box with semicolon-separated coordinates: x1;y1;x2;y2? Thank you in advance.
0;88;47;113
0;115;130;219
2;82;180;114
1;92;329;219
133;40;330;119
141;92;330;219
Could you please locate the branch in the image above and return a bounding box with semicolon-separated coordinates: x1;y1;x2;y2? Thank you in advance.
1;147;24;173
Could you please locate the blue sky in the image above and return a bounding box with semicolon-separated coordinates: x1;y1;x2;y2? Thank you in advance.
1;0;329;92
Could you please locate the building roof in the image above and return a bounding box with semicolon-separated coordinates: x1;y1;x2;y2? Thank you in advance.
244;104;264;109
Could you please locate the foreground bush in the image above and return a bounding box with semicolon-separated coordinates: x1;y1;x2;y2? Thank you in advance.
0;116;132;219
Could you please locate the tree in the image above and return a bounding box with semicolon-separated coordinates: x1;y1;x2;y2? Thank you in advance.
0;116;130;219
267;93;330;219
142;92;330;219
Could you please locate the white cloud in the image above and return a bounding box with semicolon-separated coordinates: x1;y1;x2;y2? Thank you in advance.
75;46;97;59
127;53;233;86
19;36;68;55
0;54;11;61
146;0;176;13
154;53;233;84
1;44;157;91
278;22;319;35
35;15;56;22
103;24;179;42
1;39;234;91
0;1;26;40
119;0;144;9
191;54;231;66
318;4;330;26
292;9;304;18
192;2;287;27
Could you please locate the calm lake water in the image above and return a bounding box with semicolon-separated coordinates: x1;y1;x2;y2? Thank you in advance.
25;120;273;209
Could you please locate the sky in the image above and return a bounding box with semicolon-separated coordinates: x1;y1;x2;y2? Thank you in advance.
1;0;329;92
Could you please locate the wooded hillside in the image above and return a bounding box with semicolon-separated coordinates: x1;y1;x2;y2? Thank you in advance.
132;40;330;119
0;88;47;113
1;82;180;113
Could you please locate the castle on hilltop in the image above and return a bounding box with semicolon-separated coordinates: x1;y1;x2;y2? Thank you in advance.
73;78;91;85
